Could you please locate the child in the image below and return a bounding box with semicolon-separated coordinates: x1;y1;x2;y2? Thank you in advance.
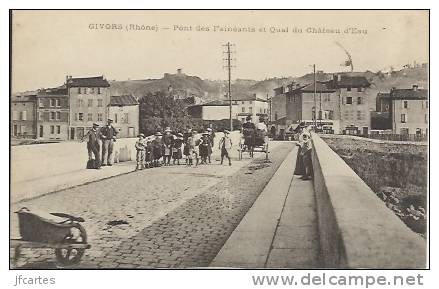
135;133;146;170
145;140;153;168
162;127;174;166
172;133;184;165
152;132;163;167
219;130;232;166
199;132;211;164
187;130;199;167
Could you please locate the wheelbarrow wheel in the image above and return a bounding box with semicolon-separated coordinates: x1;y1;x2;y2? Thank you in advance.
55;224;87;266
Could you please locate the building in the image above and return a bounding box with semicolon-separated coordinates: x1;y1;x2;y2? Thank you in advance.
390;85;428;135
66;75;111;140
11;93;37;138
325;75;372;135
36;86;69;140
187;100;238;120
371;92;392;130
108;95;139;138
231;93;269;123
271;82;340;135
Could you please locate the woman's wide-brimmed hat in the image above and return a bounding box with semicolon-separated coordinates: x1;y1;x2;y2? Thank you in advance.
155;132;163;136
202;131;209;135
138;133;145;138
177;133;184;137
224;129;230;134
164;127;172;132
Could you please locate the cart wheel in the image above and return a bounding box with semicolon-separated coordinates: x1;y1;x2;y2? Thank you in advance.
55;224;87;266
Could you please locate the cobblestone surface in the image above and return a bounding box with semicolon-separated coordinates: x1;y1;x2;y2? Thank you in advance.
10;142;293;269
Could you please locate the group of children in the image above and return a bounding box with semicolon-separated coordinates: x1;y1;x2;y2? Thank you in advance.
134;127;219;170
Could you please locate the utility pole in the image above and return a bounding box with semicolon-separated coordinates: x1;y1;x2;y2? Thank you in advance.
313;64;317;130
223;42;235;131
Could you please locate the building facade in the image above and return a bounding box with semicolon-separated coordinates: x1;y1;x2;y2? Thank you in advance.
36;86;69;140
187;100;239;120
231;93;268;123
66;76;111;140
109;95;140;138
391;85;428;135
325;75;372;135
11;94;37;138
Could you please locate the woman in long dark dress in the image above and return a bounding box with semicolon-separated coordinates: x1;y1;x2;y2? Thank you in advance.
294;123;306;175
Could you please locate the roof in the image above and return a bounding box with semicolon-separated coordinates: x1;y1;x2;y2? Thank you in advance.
38;86;68;96
231;93;267;102
377;92;391;98
188;100;230;107
290;83;335;93
110;95;139;106
327;75;371;88
66;76;110;88
390;88;428;100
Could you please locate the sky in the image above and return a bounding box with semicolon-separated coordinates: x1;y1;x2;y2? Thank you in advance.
11;10;429;92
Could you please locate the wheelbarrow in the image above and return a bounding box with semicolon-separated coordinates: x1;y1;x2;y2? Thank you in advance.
10;207;91;267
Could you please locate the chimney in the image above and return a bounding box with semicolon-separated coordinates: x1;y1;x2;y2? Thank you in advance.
177;68;182;74
412;84;418;91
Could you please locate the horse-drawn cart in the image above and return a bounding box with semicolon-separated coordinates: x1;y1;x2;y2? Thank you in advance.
10;207;90;267
238;128;269;161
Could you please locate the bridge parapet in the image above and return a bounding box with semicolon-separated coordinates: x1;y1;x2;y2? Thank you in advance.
311;132;426;268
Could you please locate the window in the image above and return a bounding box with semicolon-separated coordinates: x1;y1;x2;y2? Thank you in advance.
98;87;101;94
241;101;245;104
50;112;55;120
357;97;362;105
38;111;43;121
77;87;81;94
88;113;93;121
425;114;428;123
275;112;278;120
88;99;93;107
97;113;103;121
347;87;351;92
400;128;409;135
21;125;26;134
124;113;129;124
357;87;363;92
416;128;422;135
83;87;87;94
78;99;84;107
242;107;245;113
78;113;84;121
401;113;406;123
97;99;103;107
249;107;253;113
50;99;55;107
56;125;61;134
56;99;60;107
50;125;55;134
90;87;95;94
114;114;118;124
357;111;362;120
12;111;18;120
346;97;353;104
403;101;408;109
38;99;44;108
56;111;60;120
328;110;334;120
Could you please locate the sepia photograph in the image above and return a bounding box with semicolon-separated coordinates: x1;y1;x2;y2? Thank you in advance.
9;10;428;270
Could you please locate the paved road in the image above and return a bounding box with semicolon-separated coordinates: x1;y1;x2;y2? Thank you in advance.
11;141;294;268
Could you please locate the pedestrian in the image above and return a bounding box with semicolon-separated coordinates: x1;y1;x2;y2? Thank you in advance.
135;133;146;170
207;127;215;163
187;130;199;167
299;132;313;180
145;139;153;168
81;123;101;169
219;129;233;166
199;132;211;164
162;127;174;166
152;131;163;167
294;122;307;175
172;133;184;165
100;119;118;166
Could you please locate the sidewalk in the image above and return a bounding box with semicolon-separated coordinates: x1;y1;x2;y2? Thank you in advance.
210;146;321;268
11;162;136;204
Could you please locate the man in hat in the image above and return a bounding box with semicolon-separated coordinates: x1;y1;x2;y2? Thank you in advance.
135;133;146;170
162;127;174;166
100;119;118;166
172;132;184;165
219;130;233;166
81;123;101;169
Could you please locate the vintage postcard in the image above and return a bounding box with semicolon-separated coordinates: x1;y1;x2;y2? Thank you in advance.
9;10;428;271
